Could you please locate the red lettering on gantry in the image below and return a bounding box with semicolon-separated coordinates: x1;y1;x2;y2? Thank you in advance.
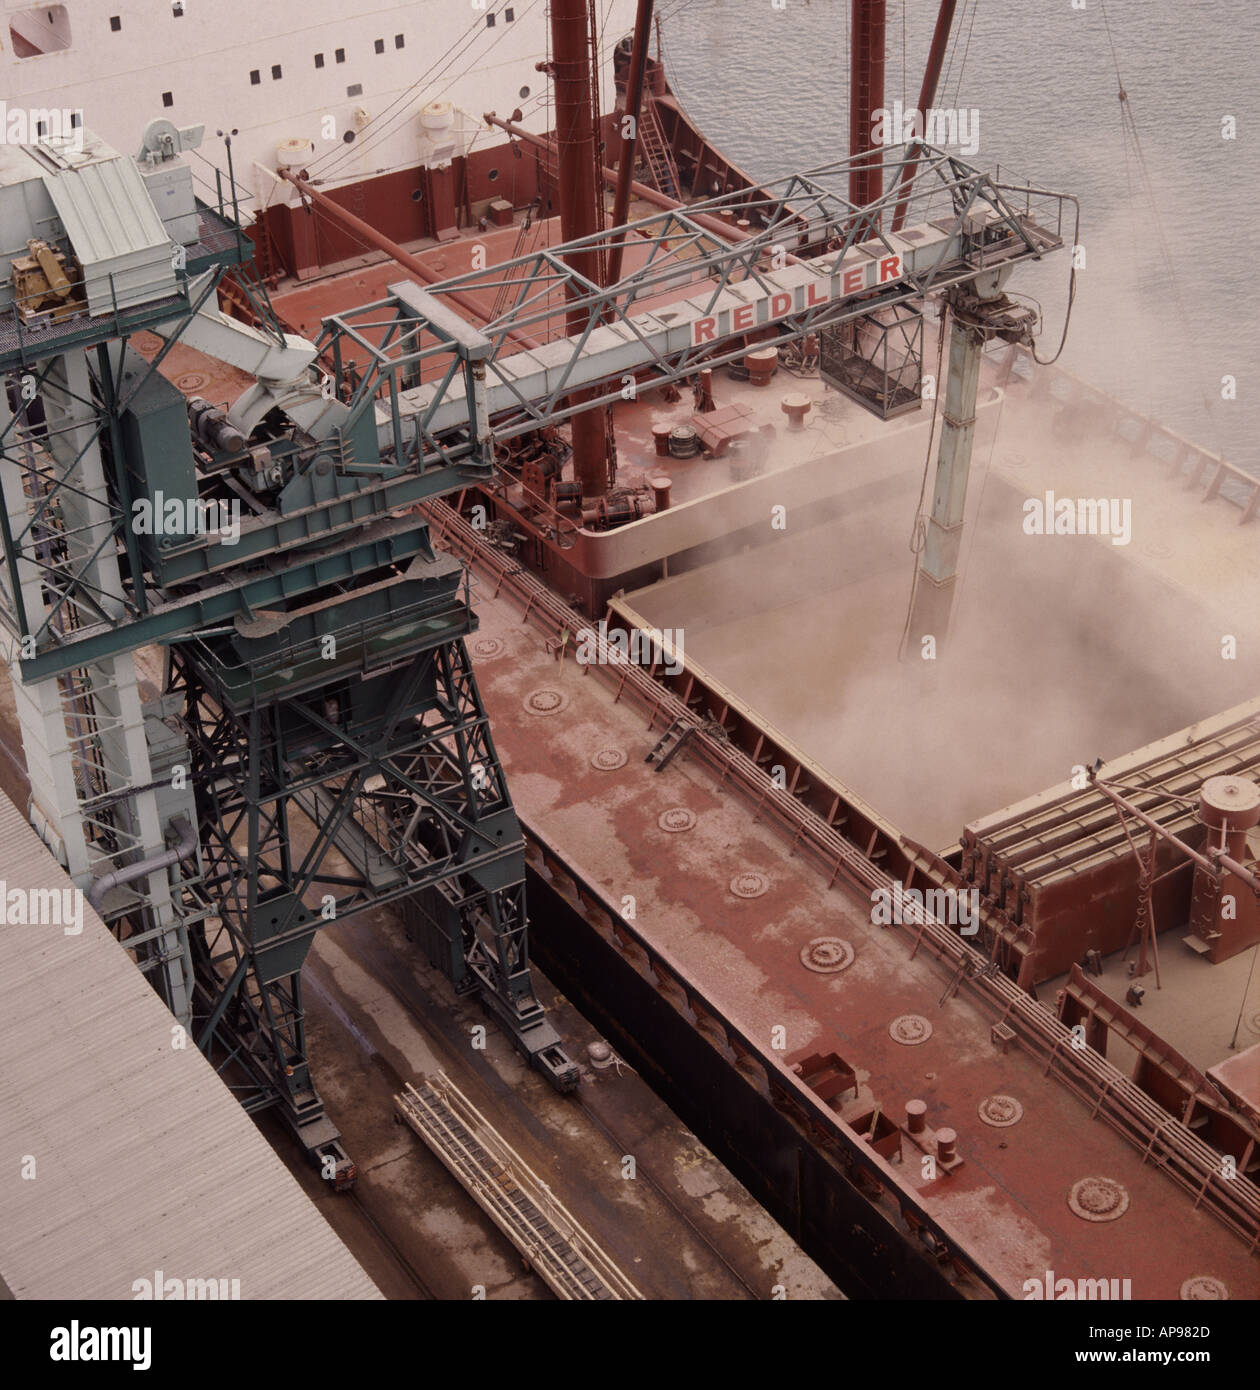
879;254;902;283
842;266;865;295
769;292;792;319
805;279;830;307
693;315;717;344
732;303;755;331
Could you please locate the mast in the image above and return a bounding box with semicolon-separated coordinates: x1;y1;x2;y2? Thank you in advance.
849;0;886;211
550;0;611;497
606;0;655;286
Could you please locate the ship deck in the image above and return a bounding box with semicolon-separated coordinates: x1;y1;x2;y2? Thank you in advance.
457;558;1260;1299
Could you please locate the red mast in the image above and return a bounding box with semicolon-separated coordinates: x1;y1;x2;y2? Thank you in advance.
848;0;886;212
550;0;611;498
606;0;655;286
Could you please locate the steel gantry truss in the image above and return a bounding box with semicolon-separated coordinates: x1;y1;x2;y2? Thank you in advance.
313;143;1070;472
165;597;573;1181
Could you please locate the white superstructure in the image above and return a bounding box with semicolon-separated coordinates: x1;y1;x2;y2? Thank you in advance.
3;0;636;213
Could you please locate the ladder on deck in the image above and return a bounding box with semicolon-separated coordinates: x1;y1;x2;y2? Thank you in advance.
637;96;681;199
645;717;694;771
394;1075;643;1300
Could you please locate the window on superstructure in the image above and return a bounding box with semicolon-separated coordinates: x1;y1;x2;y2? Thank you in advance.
347;84;363;97
374;38;384;54
110;15;121;32
162;92;173;108
394;34;404;49
172;1;185;15
506;7;515;19
335;48;345;63
486;13;495;27
272;64;283;80
9;5;73;56
250;70;260;85
314;53;325;69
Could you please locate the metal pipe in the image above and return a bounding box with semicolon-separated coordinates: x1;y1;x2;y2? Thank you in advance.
891;0;958;232
550;0;610;496
849;0;886;211
1090;778;1260;889
280;169;542;351
605;0;655;285
483;113;780;253
88;815;198;911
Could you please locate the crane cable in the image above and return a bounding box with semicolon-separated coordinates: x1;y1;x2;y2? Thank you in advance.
310;0;548;180
1029;195;1079;366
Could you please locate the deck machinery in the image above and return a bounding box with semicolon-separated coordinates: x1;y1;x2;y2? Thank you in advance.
0;122;1069;1184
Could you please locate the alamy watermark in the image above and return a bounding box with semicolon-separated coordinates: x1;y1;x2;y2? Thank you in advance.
1022;491;1132;546
1023;1271;1132;1300
1;103;83;150
870;882;980;934
0;883;82;935
133;1269;242;1300
132;493;242;546
50;1323;150;1371
575;621;684;676
872;100;980;158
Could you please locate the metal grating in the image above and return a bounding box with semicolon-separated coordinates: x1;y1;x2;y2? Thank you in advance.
395;1074;643;1300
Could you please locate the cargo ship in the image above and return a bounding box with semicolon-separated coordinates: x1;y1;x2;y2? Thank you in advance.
0;0;1257;1301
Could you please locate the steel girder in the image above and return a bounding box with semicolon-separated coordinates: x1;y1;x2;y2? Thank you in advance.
166;627;574;1176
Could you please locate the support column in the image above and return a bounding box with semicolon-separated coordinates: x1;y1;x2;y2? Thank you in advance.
907;308;984;648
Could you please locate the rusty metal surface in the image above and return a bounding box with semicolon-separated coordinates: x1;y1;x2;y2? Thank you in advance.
961;700;1260;980
429;496;1260;1294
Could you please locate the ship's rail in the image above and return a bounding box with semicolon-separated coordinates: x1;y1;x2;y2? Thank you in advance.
428;496;1260;1263
998;342;1260;521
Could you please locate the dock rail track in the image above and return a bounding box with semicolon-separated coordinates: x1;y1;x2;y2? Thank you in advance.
394;1074;643;1300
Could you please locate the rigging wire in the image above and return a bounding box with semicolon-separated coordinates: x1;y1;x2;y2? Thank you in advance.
1229;940;1260;1051
938;0;971;106
305;15;500;177
313;7;627;191
311;0;548;180
947;0;978;112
